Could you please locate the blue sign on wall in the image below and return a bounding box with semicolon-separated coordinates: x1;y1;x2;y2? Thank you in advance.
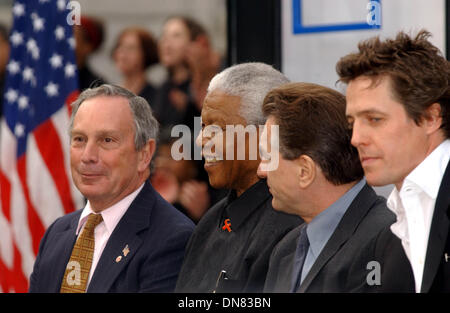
293;0;381;34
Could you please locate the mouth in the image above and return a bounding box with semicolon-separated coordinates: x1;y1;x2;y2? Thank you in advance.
204;156;223;168
360;156;379;167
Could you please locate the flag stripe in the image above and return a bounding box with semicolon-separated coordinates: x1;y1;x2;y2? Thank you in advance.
16;156;46;256
33;119;76;215
0;170;12;221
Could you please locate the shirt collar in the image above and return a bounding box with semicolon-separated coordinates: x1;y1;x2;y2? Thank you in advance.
223;179;270;230
402;139;450;199
76;183;145;235
306;178;366;258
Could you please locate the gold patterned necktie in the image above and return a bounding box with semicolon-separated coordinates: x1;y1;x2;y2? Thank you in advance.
60;213;103;293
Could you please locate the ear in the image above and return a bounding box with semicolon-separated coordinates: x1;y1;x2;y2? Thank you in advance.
423;102;443;135
296;155;316;189
137;139;156;172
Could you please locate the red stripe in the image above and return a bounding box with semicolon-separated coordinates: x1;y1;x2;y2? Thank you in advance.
17;156;45;256
66;90;80;117
0;169;11;221
0;242;28;292
33;120;76;215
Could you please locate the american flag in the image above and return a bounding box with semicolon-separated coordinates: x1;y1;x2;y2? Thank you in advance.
0;0;84;292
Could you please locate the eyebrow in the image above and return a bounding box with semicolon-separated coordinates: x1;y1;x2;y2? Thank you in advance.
346;109;387;118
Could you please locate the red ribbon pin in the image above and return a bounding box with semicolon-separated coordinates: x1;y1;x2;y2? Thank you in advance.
222;218;232;232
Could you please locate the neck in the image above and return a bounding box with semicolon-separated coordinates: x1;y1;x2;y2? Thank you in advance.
235;172;260;198
300;180;358;223
170;64;190;85
395;133;446;191
122;73;146;94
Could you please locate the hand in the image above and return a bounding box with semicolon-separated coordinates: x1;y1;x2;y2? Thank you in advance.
178;180;210;222
150;169;180;203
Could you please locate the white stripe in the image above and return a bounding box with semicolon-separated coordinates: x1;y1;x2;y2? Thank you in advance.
0;203;13;269
27;133;65;228
0;119;15;269
0;120;35;280
51;105;84;210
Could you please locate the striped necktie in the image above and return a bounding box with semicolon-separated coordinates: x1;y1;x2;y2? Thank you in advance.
60;213;103;293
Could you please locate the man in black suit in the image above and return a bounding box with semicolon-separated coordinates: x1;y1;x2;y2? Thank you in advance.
29;84;194;292
337;30;449;292
260;82;395;292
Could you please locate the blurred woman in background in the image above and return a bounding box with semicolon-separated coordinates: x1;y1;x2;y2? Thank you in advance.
112;27;159;107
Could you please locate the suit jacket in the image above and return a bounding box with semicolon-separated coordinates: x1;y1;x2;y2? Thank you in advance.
264;184;395;292
371;160;450;293
29;181;195;293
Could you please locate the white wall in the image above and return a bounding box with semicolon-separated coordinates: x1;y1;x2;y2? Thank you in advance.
281;0;447;197
0;0;227;86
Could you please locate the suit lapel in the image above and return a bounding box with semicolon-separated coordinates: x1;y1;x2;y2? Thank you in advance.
421;161;450;292
298;184;377;292
87;182;154;292
48;211;81;292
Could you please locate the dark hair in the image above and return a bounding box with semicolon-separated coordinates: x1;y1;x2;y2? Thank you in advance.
262;82;364;185
0;23;9;41
78;16;104;52
112;27;159;69
336;30;450;138
166;16;208;41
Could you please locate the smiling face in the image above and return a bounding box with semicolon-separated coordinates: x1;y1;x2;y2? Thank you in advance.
195;90;260;194
346;76;431;189
70;95;150;211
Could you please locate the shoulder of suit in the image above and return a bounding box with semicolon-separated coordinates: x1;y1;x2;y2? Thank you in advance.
46;209;82;233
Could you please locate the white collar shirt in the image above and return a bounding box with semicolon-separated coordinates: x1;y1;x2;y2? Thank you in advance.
387;139;450;292
75;183;144;288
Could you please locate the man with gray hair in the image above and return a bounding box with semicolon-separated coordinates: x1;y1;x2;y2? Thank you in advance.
29;84;194;293
175;62;301;293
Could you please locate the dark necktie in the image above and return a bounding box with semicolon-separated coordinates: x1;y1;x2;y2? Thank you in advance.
290;223;310;292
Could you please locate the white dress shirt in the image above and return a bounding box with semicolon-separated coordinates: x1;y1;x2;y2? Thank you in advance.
75;183;144;287
387;139;450;292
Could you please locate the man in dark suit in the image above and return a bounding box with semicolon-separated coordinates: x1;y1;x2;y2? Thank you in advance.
29;84;194;293
260;82;395;292
337;30;449;292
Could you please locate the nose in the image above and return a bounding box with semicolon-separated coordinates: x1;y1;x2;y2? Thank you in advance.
80;140;99;164
350;120;367;148
195;129;203;148
257;161;267;179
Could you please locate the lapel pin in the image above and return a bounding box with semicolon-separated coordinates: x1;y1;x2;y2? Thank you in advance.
445;253;449;263
116;255;122;263
222;219;232;232
123;244;130;257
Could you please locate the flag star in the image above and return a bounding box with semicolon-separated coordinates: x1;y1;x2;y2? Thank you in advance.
45;82;59;97
22;67;35;82
18;96;29;110
64;63;76;77
7;60;21;75
54;26;65;40
39;0;50;3
67;37;75;49
10;31;24;46
57;0;66;11
26;39;40;60
32;14;45;32
12;3;25;17
14;123;25;137
49;53;63;68
5;89;18;103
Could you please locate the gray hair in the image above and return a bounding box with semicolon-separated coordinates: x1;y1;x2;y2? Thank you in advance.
207;62;290;126
69;84;159;150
